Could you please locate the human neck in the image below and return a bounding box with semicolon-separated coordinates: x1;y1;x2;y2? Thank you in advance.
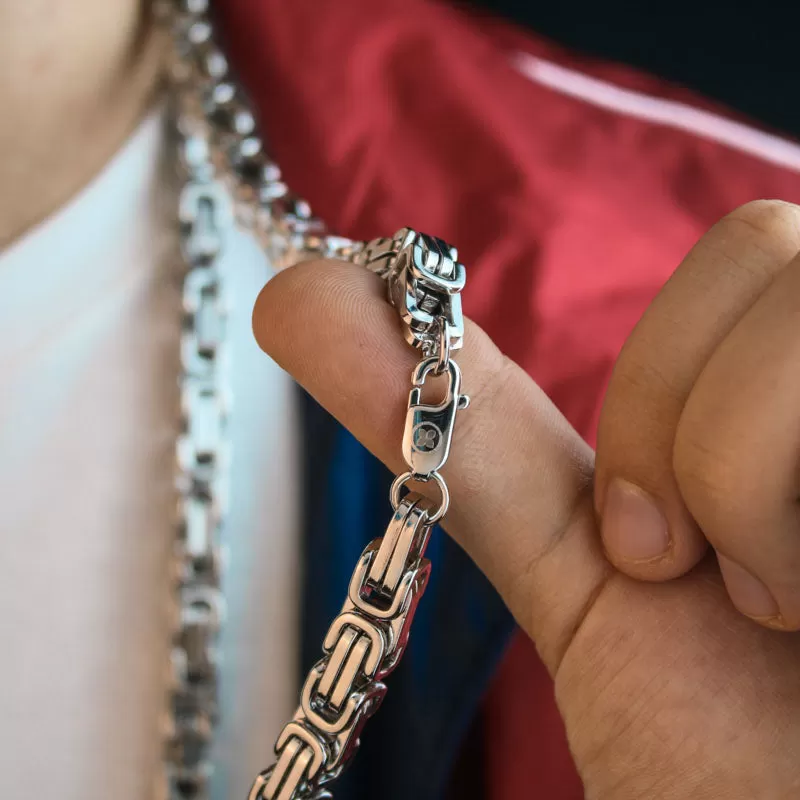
0;1;166;250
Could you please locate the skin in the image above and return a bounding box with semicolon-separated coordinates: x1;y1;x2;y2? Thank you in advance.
253;200;800;798
0;0;165;249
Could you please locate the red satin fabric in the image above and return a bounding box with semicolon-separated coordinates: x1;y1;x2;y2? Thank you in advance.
216;0;800;796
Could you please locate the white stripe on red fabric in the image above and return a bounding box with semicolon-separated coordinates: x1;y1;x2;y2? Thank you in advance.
514;53;800;173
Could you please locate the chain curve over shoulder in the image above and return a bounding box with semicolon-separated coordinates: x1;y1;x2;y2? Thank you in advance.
161;3;471;799
161;0;359;269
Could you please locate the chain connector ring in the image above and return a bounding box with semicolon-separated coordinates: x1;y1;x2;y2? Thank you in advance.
390;471;450;524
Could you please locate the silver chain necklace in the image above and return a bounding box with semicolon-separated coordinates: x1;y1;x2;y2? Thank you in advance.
162;3;469;798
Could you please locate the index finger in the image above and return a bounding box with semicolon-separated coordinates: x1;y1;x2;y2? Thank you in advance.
252;258;607;673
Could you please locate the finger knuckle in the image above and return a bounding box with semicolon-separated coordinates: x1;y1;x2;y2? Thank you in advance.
611;353;684;407
596;357;681;480
673;415;749;529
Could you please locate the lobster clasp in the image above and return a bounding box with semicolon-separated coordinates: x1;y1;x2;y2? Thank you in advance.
402;358;470;479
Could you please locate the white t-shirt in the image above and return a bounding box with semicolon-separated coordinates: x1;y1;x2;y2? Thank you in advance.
0;114;301;799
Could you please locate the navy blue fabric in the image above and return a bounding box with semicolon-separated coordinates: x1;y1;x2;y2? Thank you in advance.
299;390;515;800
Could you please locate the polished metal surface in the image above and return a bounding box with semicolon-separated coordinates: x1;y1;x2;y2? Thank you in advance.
161;3;470;798
354;227;465;357
251;230;469;798
250;498;433;799
403;358;470;479
162;0;361;270
160;1;342;794
165;127;232;800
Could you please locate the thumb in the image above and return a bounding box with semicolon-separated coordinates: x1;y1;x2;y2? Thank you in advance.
253;258;610;673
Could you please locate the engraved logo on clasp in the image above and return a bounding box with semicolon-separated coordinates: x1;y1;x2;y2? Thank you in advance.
402;359;469;478
412;422;442;454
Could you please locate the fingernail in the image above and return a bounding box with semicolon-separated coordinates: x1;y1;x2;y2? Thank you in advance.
717;554;780;621
602;478;671;562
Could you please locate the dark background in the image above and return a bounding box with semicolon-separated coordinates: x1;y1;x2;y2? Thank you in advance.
465;1;800;137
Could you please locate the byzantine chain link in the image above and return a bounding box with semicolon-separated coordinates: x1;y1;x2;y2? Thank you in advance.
161;0;360;270
249;494;434;800
165;135;233;798
161;1;350;795
162;2;471;798
250;231;469;799
353;227;465;367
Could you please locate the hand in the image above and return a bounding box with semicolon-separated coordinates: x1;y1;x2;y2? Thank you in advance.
253;200;800;798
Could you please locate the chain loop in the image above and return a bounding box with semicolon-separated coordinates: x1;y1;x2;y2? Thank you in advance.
165;0;357;270
168;169;231;800
163;3;471;798
390;472;450;524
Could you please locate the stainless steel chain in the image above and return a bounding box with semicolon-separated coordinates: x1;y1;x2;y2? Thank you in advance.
249;229;469;800
161;3;470;798
162;0;359;270
161;1;356;796
164;101;234;800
